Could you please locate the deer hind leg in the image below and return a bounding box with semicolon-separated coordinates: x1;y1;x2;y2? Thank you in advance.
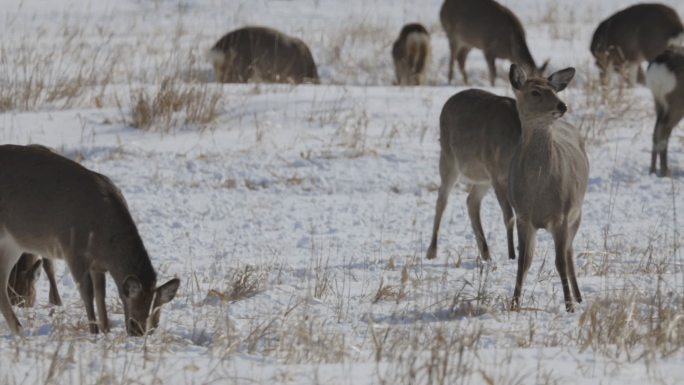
456;47;471;85
0;242;23;334
512;219;535;311
657;106;683;177
91;271;109;333
42;259;62;306
493;182;516;260
467;184;491;261
566;216;582;304
427;152;459;260
552;223;574;312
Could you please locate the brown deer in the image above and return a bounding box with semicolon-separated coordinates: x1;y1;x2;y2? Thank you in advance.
646;47;684;176
439;0;547;86
207;26;319;84
8;253;62;307
507;64;588;312
392;23;431;85
0;145;179;336
591;3;684;86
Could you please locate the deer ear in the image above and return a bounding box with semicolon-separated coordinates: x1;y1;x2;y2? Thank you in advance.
28;259;42;283
155;278;180;305
548;67;576;92
509;64;527;90
123;276;143;299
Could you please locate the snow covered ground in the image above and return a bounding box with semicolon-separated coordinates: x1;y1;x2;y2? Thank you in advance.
1;0;683;384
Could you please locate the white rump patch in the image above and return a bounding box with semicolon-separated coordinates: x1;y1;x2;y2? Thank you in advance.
205;48;225;66
646;62;676;108
668;32;684;47
406;31;429;48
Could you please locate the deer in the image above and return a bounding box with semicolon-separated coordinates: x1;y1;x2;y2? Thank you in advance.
439;0;548;86
507;64;589;312
0;144;180;336
646;47;684;177
207;26;319;84
8;253;62;307
590;3;684;86
392;23;431;86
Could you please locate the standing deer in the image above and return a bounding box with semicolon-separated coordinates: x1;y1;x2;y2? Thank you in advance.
392;23;431;86
507;64;588;312
207;26;319;84
0;145;179;336
8;253;62;307
646;47;684;177
590;3;684;86
440;0;547;86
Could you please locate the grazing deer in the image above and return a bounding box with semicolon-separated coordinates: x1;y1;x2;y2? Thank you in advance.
646;47;684;177
0;145;179;336
207;26;319;84
392;23;431;85
439;0;547;86
591;3;684;86
8;253;62;307
507;64;588;312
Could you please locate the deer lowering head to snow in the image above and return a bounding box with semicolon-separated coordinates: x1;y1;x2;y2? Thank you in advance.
590;3;684;86
392;23;431;86
646;47;684;177
0;145;179;336
507;64;588;312
8;254;62;307
439;0;547;86
207;26;319;84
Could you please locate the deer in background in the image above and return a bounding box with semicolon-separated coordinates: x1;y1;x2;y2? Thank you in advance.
207;26;319;84
440;0;547;86
591;3;684;86
392;23;431;86
507;64;588;312
0;145;179;336
8;253;62;307
646;47;684;177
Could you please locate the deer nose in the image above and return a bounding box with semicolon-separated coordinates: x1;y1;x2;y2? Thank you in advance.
557;102;567;114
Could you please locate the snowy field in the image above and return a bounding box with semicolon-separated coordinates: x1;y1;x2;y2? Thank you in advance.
1;0;683;384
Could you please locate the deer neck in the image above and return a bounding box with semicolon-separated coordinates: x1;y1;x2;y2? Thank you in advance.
518;114;556;160
98;230;158;290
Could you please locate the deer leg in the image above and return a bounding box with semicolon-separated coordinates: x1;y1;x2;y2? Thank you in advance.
42;259;62;306
447;39;457;84
466;184;491;261
427;152;458;260
552;223;574;312
484;52;497;86
91;271;109;333
512;220;535;311
651;108;663;175
456;47;471;85
68;261;98;333
493;182;516;260
0;247;23;334
658;108;683;177
566;216;582;304
636;65;646;85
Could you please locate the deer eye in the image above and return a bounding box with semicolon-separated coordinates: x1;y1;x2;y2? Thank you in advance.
531;90;541;97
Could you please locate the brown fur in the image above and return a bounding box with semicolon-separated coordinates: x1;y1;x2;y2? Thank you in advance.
646;48;684;176
208;26;319;84
392;23;431;85
8;253;62;307
591;4;683;86
440;0;547;86
0;145;179;335
507;65;588;312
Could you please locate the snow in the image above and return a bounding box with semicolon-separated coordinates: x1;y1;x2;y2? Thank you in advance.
1;0;683;384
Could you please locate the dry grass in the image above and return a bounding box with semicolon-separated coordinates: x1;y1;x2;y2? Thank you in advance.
127;77;222;132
